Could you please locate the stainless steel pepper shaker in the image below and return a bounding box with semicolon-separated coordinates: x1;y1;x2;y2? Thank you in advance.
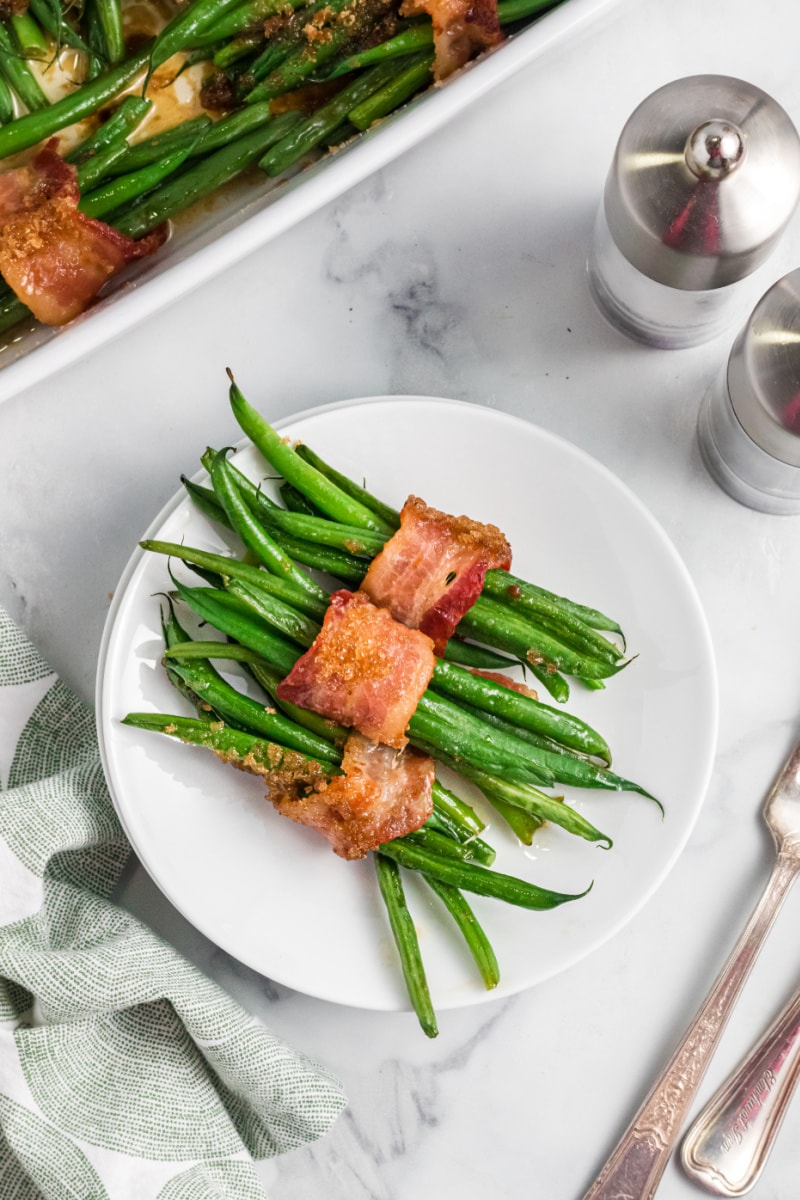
588;75;800;349
698;269;800;514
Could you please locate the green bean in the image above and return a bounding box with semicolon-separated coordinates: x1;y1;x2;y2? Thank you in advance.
165;650;340;762
279;482;322;516
441;640;521;672
348;50;433;130
423;876;499;989
265;532;366;584
480;791;543;845
229;375;394;533
159;596;211;709
163;640;265;664
67;95;152;165
450;692;656;802
430;659;610;761
75;137;134;194
90;0;125;62
481;571;624;661
294;442;400;530
225;577;320;647
425;807;494;866
427;778;484;837
326;0;558;79
29;0;90;52
462;765;611;847
105;114;213;173
486;570;624;639
182;100;276;155
459;595;621;680
170;576;302;677
195;0;306;44
374;853;437;1038
10;11;48;58
203;448;389;555
0;48;149;159
140;539;328;618
325;23;430;78
244;0;342;82
257;58;404;175
409;696;555;790
113;113;301;239
0;72;13;124
0;293;31;335
404;826;490;864
179;475;369;583
81;145;197;220
181;474;229;523
121;711;329;775
147;0;248;76
0;23;48;112
209;448;328;603
378;840;591;911
525;662;570;704
244;0;394;105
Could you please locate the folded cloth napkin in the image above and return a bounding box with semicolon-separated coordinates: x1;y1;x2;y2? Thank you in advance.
0;606;346;1200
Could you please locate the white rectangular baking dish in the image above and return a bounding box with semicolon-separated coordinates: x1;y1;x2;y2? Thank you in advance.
0;0;623;404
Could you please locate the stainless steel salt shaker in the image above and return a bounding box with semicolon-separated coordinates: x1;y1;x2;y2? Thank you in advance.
698;269;800;514
588;75;800;349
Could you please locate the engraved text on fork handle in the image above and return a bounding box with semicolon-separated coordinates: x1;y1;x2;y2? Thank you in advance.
680;977;800;1195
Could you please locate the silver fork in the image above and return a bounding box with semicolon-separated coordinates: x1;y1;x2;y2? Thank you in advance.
580;735;800;1200
680;975;800;1195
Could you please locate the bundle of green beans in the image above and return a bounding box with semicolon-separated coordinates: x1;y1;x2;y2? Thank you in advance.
125;377;659;1032
126;598;591;1035
198;378;630;703
0;0;564;335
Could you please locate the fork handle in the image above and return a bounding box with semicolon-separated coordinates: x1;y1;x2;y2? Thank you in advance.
680;979;800;1195
580;851;798;1200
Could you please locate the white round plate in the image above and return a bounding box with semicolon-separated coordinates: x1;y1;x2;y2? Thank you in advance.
97;396;718;1012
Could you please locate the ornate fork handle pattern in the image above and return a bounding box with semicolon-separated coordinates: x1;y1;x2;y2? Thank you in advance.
681;971;800;1195
581;851;799;1200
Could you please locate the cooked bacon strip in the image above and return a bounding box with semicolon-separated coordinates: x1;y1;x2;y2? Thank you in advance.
0;141;166;326
361;495;512;657
276;589;435;749
268;733;435;860
399;0;502;80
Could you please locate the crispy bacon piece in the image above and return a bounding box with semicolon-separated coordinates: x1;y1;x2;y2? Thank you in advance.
0;0;29;17
268;733;435;859
400;0;502;80
0;140;166;326
276;589;435;749
361;495;512;656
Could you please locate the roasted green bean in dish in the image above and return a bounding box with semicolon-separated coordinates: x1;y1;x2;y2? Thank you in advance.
0;0;562;336
124;377;659;1035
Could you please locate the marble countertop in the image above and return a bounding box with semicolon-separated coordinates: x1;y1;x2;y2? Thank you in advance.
2;0;800;1195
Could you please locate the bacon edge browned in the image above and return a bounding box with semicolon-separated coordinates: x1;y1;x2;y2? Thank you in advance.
361;495;512;656
0;140;166;326
268;733;435;860
276;589;436;749
399;0;503;80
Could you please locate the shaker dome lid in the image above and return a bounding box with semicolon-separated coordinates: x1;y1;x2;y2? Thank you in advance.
604;75;800;291
728;269;800;469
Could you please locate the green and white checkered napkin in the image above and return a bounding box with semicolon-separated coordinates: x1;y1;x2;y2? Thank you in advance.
0;606;346;1199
